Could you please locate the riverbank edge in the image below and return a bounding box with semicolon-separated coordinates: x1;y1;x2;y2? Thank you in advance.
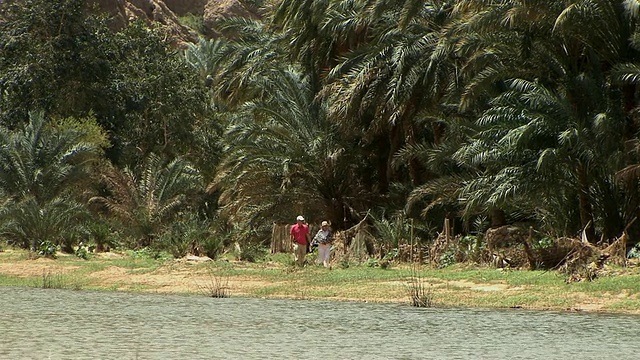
1;249;640;315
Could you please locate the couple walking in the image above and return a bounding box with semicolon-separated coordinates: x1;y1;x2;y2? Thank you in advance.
290;215;332;267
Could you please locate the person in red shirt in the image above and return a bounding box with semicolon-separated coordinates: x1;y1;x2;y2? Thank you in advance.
290;215;310;266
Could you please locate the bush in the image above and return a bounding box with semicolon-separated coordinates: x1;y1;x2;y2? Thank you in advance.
178;14;205;35
234;243;266;262
157;214;212;258
130;247;171;260
38;240;58;258
200;236;224;260
75;242;90;260
87;221;117;252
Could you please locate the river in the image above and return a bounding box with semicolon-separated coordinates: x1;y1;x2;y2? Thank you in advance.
0;286;637;359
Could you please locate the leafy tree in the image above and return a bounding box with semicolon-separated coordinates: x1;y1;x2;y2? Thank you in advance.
0;1;212;167
106;22;211;166
0;0;114;126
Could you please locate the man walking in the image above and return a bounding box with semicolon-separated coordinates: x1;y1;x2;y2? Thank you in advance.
290;215;310;266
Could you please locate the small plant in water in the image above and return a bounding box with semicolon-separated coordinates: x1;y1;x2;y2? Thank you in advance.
197;266;230;298
41;269;66;289
406;267;433;307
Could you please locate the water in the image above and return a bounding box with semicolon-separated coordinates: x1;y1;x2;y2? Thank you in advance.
1;286;638;359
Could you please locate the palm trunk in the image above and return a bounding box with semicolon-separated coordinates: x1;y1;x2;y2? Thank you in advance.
490;208;506;228
577;164;596;243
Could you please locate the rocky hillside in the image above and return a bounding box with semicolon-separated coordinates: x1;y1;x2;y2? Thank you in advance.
88;0;260;44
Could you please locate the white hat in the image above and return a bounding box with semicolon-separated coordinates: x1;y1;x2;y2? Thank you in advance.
296;215;305;221
321;221;329;226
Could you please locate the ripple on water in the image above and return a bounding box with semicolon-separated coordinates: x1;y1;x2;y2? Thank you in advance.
0;287;639;359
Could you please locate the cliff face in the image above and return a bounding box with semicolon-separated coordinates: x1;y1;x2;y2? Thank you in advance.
88;0;259;43
203;0;259;37
88;0;198;45
1;0;260;45
163;0;209;16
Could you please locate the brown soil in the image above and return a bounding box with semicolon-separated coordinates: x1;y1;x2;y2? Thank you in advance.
0;250;637;313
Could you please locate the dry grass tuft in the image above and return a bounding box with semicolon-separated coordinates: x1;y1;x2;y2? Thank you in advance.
196;266;230;298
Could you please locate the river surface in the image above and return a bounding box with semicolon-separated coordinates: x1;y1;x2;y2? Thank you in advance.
0;286;638;359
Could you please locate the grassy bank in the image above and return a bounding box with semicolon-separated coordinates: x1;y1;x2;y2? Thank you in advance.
1;248;640;314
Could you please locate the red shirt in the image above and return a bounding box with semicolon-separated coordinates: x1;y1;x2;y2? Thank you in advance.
290;223;309;245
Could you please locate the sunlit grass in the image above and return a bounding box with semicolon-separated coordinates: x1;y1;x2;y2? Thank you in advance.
0;273;30;287
604;299;640;311
4;248;640;313
572;275;640;293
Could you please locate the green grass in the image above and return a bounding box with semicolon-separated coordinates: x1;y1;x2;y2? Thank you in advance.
572;274;640;293
4;248;640;313
605;299;640;311
0;273;30;287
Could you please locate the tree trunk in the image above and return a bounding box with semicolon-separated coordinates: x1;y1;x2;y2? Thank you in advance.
577;164;596;243
490;208;506;228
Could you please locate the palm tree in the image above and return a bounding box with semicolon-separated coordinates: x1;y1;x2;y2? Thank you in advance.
212;67;362;230
0;196;88;252
421;0;638;243
0;110;106;250
322;0;462;198
90;154;203;247
198;17;289;109
0;111;107;203
184;37;233;82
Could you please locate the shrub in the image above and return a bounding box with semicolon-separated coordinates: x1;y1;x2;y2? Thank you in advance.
200;236;224;260
157;213;213;258
87;221;117;252
38;240;58;258
234;243;266;262
179;14;205;35
75;242;90;260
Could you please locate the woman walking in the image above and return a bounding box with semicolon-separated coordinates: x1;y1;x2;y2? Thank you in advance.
312;221;333;268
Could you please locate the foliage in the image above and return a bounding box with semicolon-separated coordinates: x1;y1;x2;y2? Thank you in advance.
2;0;640;259
37;241;58;259
85;220;118;252
407;267;433;307
41;269;66;289
0;0;211;167
0;0;109;124
129;247;171;261
179;14;206;36
0;196;89;252
0;111;107;203
532;237;556;252
90;154;203;248
75;242;90;260
157;213;215;258
107;22;211;166
371;212;413;255
200;235;226;261
197;265;230;298
233;243;267;263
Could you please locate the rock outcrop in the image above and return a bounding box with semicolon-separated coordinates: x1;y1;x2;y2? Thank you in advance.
2;0;261;45
203;0;259;37
89;0;198;45
163;0;209;16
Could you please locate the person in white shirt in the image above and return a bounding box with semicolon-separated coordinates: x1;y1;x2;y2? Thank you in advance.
312;221;333;268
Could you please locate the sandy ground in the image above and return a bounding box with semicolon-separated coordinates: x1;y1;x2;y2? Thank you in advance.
1;251;638;313
0;254;296;298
